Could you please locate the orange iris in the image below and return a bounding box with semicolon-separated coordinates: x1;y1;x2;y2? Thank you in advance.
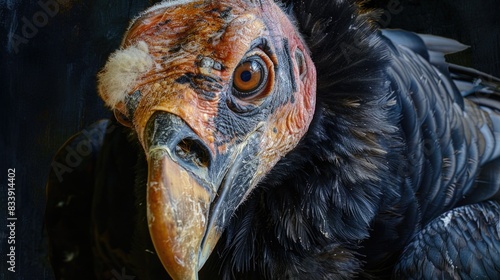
233;60;264;95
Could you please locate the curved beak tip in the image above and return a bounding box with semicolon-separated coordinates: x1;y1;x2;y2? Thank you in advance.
146;152;213;280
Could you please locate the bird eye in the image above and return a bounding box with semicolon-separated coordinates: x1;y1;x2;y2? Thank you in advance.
232;56;269;99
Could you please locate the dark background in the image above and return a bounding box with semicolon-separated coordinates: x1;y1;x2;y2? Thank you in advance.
0;0;499;279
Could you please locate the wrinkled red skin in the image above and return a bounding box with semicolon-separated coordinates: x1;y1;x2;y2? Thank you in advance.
120;0;316;164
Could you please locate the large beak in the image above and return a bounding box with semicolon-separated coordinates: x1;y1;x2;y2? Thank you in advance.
145;112;260;280
147;152;210;280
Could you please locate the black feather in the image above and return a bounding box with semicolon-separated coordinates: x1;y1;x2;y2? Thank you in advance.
394;201;500;279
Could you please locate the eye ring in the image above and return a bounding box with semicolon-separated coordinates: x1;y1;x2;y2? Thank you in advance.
232;55;269;99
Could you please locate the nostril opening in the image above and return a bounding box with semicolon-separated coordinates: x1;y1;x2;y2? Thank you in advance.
175;138;210;169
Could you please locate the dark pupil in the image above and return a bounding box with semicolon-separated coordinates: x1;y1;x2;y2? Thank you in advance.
240;70;252;82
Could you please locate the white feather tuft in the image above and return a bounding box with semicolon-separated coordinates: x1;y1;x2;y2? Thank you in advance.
97;41;154;109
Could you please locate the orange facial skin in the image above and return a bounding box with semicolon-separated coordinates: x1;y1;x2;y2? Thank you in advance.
119;0;316;160
98;0;317;279
123;1;269;154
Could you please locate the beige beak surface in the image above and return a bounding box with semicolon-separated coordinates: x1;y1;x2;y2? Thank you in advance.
147;150;211;280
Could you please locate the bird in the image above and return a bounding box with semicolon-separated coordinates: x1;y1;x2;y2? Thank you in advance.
45;0;500;279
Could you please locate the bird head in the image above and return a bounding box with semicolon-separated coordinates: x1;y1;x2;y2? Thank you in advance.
98;0;316;278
